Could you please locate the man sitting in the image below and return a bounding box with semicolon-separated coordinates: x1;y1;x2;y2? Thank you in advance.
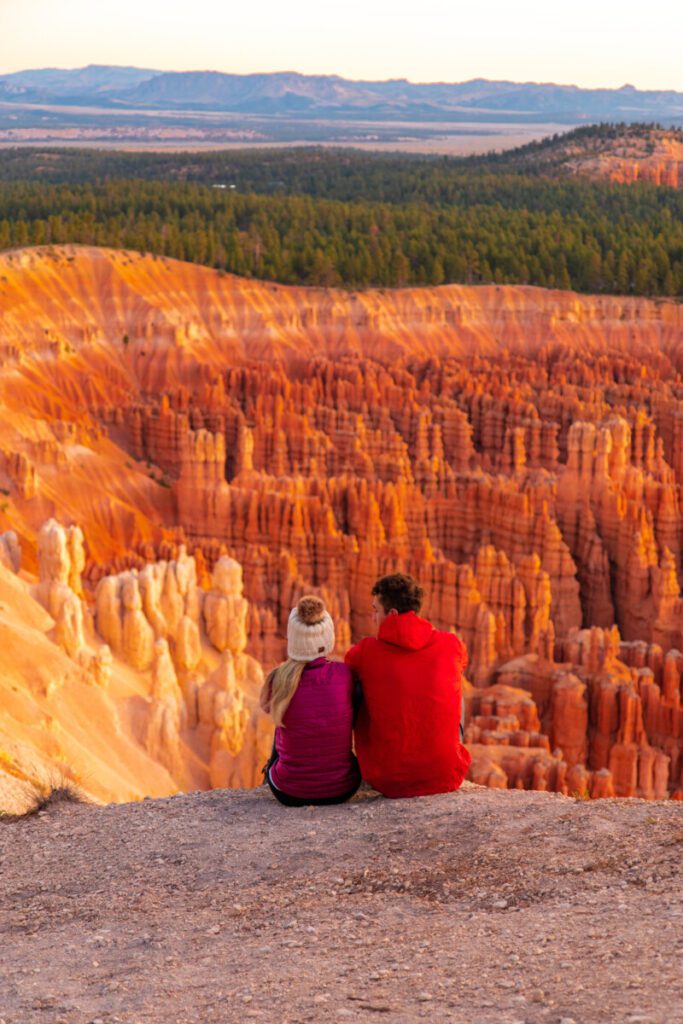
345;573;470;798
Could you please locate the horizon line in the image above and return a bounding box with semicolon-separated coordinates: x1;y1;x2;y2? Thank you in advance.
1;63;681;96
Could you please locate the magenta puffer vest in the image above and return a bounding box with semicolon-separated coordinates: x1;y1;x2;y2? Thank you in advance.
270;658;360;799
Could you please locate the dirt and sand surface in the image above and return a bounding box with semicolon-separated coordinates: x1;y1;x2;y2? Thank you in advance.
1;782;681;1024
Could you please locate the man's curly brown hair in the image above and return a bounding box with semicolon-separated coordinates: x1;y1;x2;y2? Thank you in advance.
371;573;423;614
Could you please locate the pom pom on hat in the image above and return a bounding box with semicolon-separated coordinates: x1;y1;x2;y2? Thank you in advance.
296;595;326;625
287;595;335;661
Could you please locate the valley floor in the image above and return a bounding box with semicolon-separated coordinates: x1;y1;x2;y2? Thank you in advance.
1;784;681;1024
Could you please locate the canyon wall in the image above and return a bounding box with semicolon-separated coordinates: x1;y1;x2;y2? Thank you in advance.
0;519;270;811
1;246;682;803
567;134;683;189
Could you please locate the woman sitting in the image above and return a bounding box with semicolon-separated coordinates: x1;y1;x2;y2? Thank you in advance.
260;595;361;806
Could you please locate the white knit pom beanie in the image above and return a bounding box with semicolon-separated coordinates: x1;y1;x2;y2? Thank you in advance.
287;595;335;662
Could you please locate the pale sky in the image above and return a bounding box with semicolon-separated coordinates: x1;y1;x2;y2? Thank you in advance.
1;0;682;91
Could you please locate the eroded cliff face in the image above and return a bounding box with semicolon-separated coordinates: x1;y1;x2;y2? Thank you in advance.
566;132;683;189
0;519;270;811
1;245;682;804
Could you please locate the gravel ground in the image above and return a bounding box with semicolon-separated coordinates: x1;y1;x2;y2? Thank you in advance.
1;782;682;1024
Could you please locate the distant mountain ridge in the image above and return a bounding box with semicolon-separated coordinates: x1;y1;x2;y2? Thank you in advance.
0;64;158;98
1;64;683;123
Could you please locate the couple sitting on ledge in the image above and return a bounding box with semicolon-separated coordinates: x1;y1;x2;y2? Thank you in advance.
260;573;470;804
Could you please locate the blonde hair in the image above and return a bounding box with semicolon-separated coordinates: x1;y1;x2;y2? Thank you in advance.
260;658;306;728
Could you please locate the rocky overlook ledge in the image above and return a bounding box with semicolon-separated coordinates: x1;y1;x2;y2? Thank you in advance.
1;784;681;1024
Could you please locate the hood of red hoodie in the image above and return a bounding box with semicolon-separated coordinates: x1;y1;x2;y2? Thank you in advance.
377;611;435;651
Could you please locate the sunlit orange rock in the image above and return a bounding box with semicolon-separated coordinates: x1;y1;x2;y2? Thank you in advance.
0;513;271;805
35;519;86;660
550;674;588;768
0;530;21;573
566;131;683;189
2;246;683;802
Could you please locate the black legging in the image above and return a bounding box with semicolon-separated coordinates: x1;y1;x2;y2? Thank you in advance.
265;747;361;807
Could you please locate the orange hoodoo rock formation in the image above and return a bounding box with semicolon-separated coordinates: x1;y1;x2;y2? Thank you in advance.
566;133;683;189
0;518;271;808
1;244;683;806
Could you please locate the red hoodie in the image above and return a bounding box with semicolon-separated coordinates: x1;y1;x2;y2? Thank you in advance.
345;612;470;798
